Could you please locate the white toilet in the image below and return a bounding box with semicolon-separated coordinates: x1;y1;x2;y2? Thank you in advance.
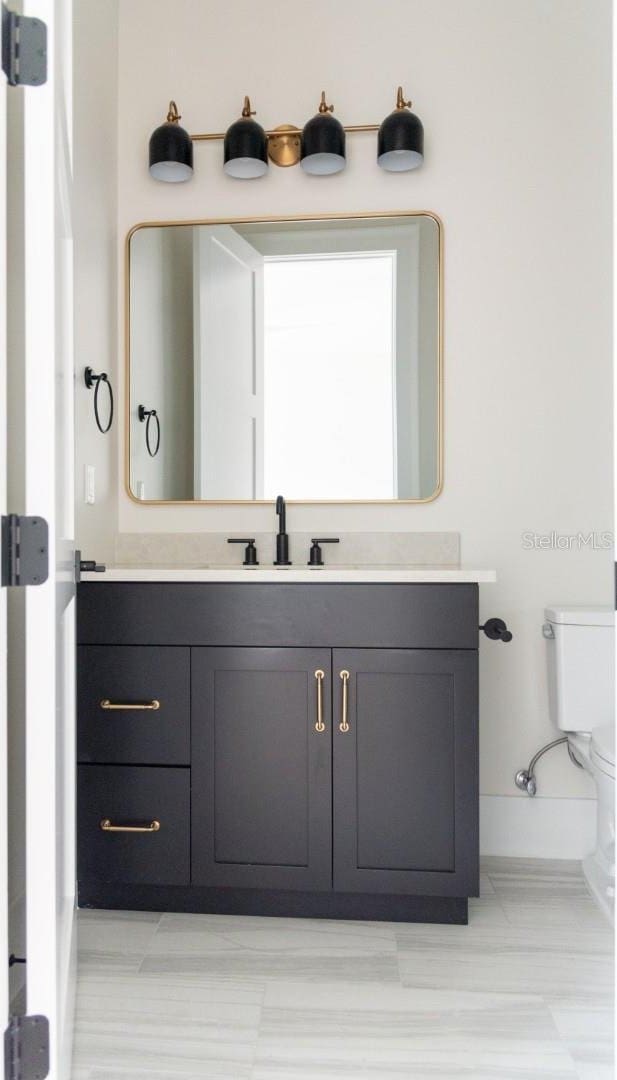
545;604;615;921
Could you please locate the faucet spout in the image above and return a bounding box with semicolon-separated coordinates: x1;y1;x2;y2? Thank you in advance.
274;495;291;565
275;494;286;534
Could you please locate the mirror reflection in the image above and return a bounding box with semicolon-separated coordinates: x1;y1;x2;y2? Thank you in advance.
128;213;441;502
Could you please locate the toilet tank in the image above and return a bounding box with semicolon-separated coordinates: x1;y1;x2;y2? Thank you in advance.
545;605;614;733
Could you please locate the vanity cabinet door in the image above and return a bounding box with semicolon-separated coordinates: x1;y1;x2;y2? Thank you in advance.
192;647;332;891
332;649;478;897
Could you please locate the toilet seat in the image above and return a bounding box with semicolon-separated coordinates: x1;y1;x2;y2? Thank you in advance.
591;725;615;779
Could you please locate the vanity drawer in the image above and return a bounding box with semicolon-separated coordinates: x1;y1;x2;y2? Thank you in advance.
77;765;190;886
77;645;190;765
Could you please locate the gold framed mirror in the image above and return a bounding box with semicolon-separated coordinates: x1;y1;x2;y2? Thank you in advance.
125;210;443;504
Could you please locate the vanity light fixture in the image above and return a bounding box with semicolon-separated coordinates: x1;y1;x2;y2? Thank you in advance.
300;92;346;176
223;96;268;179
148;100;194;182
148;87;423;181
377;86;424;172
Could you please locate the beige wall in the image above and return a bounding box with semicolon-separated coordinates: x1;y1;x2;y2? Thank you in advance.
74;0;119;560
75;0;613;802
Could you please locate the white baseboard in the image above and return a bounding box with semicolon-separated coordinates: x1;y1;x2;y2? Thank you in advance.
480;794;597;859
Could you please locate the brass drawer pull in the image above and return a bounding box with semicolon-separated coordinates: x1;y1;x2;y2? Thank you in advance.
100;699;160;711
314;669;325;732
339;669;350;733
100;818;160;833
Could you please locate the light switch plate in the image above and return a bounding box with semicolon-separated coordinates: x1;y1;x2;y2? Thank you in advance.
85;465;95;504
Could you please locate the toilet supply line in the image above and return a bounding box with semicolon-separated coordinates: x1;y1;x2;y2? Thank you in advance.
515;736;584;796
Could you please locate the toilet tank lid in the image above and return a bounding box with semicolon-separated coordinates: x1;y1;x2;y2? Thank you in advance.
591;725;615;766
545;604;614;627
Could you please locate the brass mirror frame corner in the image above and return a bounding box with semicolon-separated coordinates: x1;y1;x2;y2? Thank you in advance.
124;209;444;507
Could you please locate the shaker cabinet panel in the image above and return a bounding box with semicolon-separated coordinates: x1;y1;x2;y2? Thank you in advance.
332;649;478;896
77;645;190;765
77;765;190;886
191;647;332;891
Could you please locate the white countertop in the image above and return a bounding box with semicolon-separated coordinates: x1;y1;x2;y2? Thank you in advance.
81;565;497;584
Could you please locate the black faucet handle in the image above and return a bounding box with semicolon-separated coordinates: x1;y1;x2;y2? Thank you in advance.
308;538;340;567
227;538;259;566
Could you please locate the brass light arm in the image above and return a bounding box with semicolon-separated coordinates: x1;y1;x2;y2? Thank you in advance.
190;122;379;142
343;124;380;133
166;100;182;123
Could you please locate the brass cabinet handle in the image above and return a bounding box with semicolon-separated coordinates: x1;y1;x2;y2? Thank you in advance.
314;669;325;732
339;670;350;733
100;699;160;711
100;818;160;833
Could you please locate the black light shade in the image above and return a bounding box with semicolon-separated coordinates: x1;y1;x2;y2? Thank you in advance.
301;92;346;175
149;102;193;183
224;97;268;179
377;87;424;172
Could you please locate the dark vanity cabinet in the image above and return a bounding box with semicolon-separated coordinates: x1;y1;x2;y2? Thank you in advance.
77;582;479;923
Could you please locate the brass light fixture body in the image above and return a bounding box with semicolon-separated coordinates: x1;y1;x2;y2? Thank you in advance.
267;124;302;167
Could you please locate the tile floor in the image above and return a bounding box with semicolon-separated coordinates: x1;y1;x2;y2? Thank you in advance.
71;858;614;1080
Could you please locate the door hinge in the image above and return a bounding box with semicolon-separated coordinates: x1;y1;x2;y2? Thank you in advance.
1;516;49;588
1;4;47;87
4;1016;49;1080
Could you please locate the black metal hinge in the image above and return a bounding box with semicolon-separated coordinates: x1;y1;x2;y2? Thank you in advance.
1;516;49;587
1;4;47;87
4;1016;49;1080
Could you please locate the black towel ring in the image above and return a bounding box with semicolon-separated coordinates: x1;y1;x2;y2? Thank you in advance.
138;405;161;458
84;367;114;434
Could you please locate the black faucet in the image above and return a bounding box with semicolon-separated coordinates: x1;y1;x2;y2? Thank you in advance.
274;495;291;565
